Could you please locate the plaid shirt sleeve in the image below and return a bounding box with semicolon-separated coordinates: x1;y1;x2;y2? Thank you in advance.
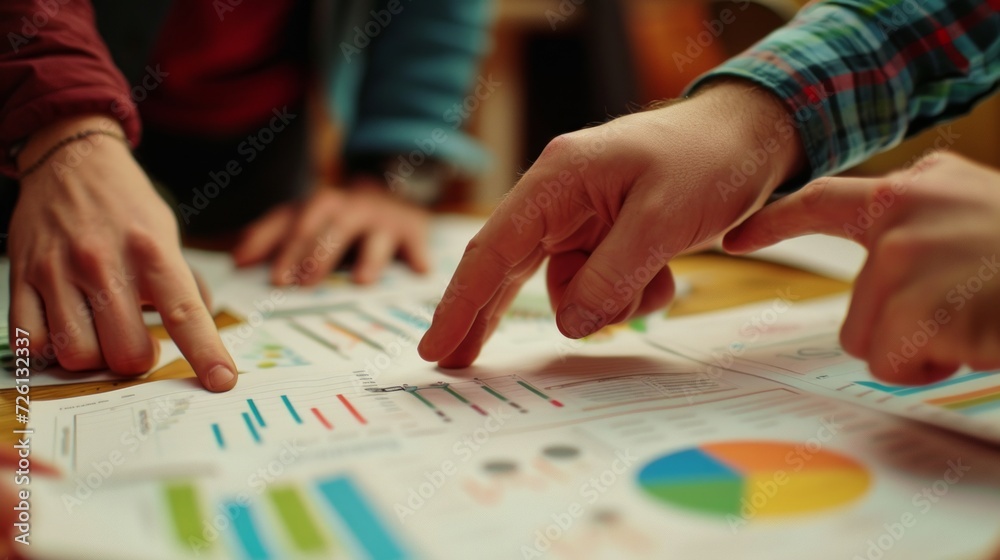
687;0;1000;182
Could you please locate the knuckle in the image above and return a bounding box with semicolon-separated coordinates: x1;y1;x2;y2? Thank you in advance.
798;179;829;211
28;254;60;286
871;230;920;265
125;227;169;263
56;344;103;371
162;297;207;327
107;344;156;375
68;241;111;274
539;133;577;160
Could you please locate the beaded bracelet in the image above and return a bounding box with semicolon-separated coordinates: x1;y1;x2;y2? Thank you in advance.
16;129;129;180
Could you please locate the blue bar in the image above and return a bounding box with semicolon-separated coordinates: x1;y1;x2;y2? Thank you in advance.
281;395;302;424
857;371;1000;397
247;399;266;427
225;502;271;560
317;477;408;560
212;424;225;449
242;412;261;443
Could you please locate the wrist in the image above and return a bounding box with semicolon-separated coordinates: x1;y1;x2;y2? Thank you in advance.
687;79;806;203
16;115;129;177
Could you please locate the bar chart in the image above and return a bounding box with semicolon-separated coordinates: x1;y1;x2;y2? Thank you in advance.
163;474;410;559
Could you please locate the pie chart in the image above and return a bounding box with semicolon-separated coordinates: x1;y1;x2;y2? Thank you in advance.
637;441;870;518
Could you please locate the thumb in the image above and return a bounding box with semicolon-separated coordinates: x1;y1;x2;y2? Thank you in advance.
723;176;886;254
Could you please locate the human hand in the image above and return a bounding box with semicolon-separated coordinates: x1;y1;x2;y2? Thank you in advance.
9;115;237;392
231;177;431;286
418;82;806;367
725;152;1000;384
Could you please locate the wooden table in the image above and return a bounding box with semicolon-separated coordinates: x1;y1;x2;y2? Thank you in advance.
0;252;849;444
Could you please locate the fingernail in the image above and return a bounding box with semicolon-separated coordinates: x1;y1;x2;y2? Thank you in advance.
558;304;600;339
207;365;236;391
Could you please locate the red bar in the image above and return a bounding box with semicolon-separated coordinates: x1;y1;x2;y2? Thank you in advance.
550;399;564;408
337;394;367;425
311;408;333;430
469;404;488;416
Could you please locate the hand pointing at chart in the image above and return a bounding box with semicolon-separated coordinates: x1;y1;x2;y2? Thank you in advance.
725;152;1000;385
418;82;805;367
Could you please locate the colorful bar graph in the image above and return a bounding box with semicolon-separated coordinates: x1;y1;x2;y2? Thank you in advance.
165;483;206;552
247;399;266;427
325;318;384;351
317;477;408;560
443;386;487;416
281;395;303;424
406;389;451;422
352;308;408;338
337;394;368;425
517;379;564;408
225;502;271;560
243;412;262;443
268;487;329;553
388;306;430;330
212;423;225;450
312;408;333;430
857;371;1000;397
477;379;527;413
926;385;1000;415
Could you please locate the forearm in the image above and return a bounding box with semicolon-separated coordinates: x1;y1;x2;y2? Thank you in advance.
0;0;139;177
688;0;1000;183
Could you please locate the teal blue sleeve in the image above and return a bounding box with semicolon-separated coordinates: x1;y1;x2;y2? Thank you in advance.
337;0;494;175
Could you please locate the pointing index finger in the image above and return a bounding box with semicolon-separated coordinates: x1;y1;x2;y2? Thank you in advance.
417;181;551;362
144;252;237;392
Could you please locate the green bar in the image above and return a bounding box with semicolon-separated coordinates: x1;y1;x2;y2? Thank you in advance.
443;386;469;404
517;380;550;400
480;385;509;402
268;486;328;553
165;482;207;552
943;390;1000;410
408;390;436;409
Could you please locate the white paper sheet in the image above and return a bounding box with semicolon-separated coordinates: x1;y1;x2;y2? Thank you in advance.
26;341;1000;560
645;295;1000;444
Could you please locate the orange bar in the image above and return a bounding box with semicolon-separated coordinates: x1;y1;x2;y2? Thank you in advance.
925;385;1000;407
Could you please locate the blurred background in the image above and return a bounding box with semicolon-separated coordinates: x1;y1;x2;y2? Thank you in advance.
449;0;1000;209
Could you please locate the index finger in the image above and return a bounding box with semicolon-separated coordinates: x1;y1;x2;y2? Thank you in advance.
723;176;890;254
417;170;561;362
144;252;237;392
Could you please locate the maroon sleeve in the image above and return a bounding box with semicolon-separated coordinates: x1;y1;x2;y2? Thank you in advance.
0;0;141;177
